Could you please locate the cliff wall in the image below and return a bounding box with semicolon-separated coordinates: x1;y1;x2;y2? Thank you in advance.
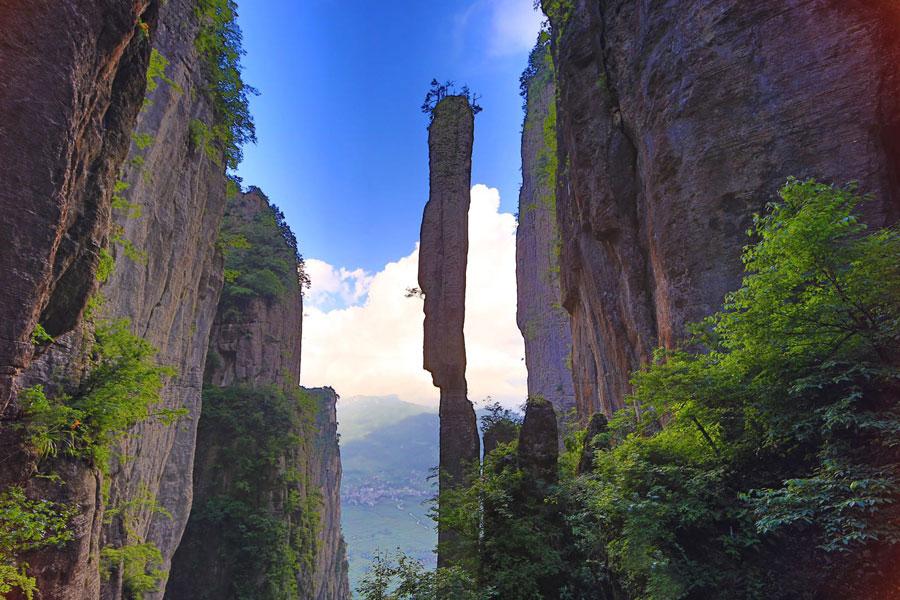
0;0;157;411
99;1;228;596
166;189;349;600
516;39;577;424
545;0;900;417
0;3;162;597
306;387;352;600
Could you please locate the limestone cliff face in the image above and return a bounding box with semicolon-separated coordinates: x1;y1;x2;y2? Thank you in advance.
0;3;162;597
418;95;480;566
306;387;352;600
166;189;349;600
205;188;302;389
545;0;900;418
516;41;576;423
0;0;157;412
98;1;228;597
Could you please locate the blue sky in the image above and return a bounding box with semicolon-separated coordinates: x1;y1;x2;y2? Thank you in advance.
236;0;542;273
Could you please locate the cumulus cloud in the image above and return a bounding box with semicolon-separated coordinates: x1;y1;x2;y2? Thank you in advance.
301;184;526;408
304;259;374;311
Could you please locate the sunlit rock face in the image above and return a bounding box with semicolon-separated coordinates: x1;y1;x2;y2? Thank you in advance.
97;2;231;596
547;0;900;419
517;43;577;428
417;95;480;567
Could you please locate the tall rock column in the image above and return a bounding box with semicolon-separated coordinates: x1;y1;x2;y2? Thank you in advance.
418;95;479;567
517;37;577;427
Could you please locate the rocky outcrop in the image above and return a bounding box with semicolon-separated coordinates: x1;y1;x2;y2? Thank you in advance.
517;399;558;487
166;189;349;600
517;39;577;425
577;412;609;475
0;0;158;412
0;3;165;597
205;188;302;389
418;95;480;566
545;0;900;418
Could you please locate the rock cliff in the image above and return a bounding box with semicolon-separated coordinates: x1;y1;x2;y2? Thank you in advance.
0;2;163;597
0;0;157;411
306;387;353;600
165;189;349;600
98;1;228;596
516;37;577;426
417;95;480;566
544;0;900;418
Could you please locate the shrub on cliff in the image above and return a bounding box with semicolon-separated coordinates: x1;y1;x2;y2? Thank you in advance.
219;197;309;313
577;178;900;598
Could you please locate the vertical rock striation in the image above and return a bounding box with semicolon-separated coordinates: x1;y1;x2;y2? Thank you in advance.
0;0;158;412
0;3;160;597
166;189;349;600
418;95;479;567
306;387;353;600
517;38;577;425
545;0;900;418
97;2;229;596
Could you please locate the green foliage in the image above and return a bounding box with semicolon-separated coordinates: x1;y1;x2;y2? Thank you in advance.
146;49;178;95
194;0;257;170
396;179;899;599
357;551;478;600
30;323;53;346
178;384;321;599
111;180;142;219
0;487;74;598
131;132;154;151
218;193;310;314
188;118;222;164
97;247;116;284
100;542;166;599
576;178;900;598
538;0;573;34
421;79;482;121
19;319;177;469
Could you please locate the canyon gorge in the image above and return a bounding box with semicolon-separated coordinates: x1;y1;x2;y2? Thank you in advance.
1;1;899;599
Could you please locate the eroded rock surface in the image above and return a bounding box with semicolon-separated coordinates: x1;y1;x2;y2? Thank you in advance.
0;0;157;412
547;0;900;418
418;95;480;566
97;2;229;596
517;41;576;426
517;399;558;487
306;387;353;600
0;2;159;597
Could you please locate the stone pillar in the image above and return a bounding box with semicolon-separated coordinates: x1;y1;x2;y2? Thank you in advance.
418;95;479;568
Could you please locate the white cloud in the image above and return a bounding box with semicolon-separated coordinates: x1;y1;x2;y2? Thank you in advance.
453;0;543;59
301;185;526;408
487;0;543;57
305;259;374;310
